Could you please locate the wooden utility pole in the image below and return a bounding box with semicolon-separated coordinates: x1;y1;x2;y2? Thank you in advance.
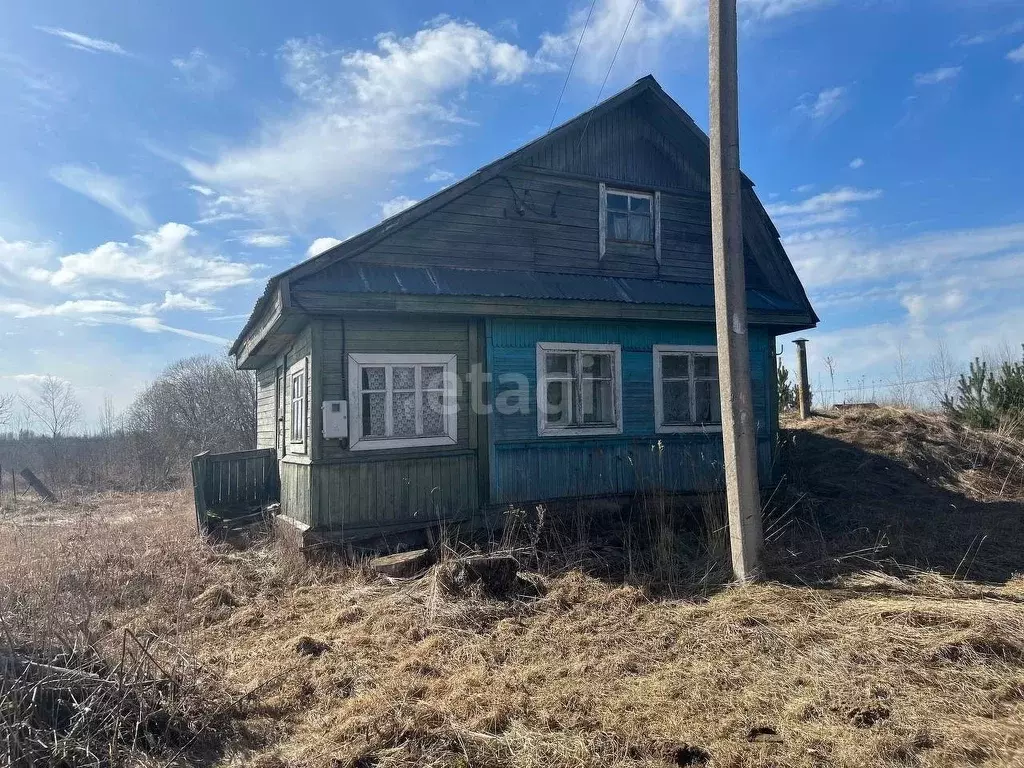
709;0;762;582
794;338;811;419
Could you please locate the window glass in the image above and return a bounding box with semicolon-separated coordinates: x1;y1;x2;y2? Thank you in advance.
605;189;654;244
354;358;455;446
663;380;690;424
539;346;619;433
657;350;722;430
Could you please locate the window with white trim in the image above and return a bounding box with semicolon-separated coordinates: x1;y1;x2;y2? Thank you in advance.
654;346;723;433
606;188;653;243
289;360;307;444
347;354;458;451
536;343;622;436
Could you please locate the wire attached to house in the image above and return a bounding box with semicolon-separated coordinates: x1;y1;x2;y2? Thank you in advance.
575;0;643;153
548;0;600;133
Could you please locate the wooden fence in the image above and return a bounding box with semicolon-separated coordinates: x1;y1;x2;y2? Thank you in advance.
191;448;280;532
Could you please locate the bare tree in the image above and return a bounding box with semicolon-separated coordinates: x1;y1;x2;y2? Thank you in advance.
0;393;14;427
22;376;82;438
889;343;919;409
927;340;960;409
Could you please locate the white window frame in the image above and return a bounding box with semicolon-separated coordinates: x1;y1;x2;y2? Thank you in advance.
347;353;458;451
288;358;307;447
536;342;623;437
653;345;724;434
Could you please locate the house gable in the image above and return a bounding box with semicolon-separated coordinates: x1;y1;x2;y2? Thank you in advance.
233;75;817;367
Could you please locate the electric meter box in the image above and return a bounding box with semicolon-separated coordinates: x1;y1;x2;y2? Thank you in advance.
322;400;348;439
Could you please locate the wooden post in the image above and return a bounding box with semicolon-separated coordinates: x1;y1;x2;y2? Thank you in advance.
794;338;811;419
709;0;762;582
11;469;15;504
192;451;210;534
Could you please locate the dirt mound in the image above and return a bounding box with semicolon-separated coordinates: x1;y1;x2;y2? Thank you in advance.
776;407;1024;583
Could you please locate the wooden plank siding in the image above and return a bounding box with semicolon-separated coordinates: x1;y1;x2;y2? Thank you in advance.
347;168;771;292
280;459;312;525
256;365;277;449
311;315;480;531
486;318;777;506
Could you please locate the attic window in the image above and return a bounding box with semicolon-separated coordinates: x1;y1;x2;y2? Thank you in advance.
606;189;653;243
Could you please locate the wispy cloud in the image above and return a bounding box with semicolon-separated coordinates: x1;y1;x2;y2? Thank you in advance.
183;20;537;225
849;157;865;170
36;27;129;56
1009;44;1024;63
913;66;961;86
795;85;849;124
767;187;882;229
50;165;152;228
127;317;229;346
171;49;233;94
954;19;1024;46
242;233;290;248
426;169;455;183
539;0;831;82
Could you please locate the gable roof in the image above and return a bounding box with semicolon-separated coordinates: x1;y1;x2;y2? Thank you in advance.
231;75;816;357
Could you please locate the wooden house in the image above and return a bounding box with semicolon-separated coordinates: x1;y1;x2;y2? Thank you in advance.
230;75;817;544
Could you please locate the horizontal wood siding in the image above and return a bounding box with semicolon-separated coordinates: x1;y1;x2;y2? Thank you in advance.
280;460;312;525
256;365;276;449
488;318;776;505
312;315;479;530
349;168;768;290
312;453;478;531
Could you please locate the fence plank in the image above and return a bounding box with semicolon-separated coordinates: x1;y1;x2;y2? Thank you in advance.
191;448;280;533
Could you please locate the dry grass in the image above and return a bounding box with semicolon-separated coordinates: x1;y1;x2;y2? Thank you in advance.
2;408;1024;767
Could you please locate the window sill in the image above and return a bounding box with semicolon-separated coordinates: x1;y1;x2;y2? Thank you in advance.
349;434;458;452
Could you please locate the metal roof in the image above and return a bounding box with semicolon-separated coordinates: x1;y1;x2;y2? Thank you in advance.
294;264;805;313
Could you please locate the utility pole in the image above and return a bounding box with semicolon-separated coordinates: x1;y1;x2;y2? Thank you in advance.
794;338;811;419
709;0;762;582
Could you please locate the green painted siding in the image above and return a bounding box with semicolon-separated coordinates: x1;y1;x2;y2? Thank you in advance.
280;460;312;525
310;314;480;530
256;364;276;449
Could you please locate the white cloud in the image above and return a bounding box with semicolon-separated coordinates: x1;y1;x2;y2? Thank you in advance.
33;222;256;293
1009;44;1024;63
380;195;418;219
36;27;129;56
0;236;55;285
188;184;215;196
849;157;865;170
307;237;342;258
900;289;966;322
426;169;456;183
50;165;152;228
767;187;882;230
243;233;290;248
954;20;1024;47
0;298;149;319
796;85;849;123
913;66;961;86
158;291;216;312
183;20;537;225
171;49;233;93
539;0;830;82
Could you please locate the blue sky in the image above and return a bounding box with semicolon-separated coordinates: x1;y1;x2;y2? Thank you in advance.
1;0;1023;424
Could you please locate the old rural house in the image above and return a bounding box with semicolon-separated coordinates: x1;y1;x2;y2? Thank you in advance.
229;75;817;543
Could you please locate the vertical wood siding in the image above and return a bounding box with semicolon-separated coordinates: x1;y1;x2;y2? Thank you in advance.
488;318;776;505
280;460;312;525
284;325;312;456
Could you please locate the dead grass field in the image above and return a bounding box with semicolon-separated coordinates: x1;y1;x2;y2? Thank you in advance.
2;408;1024;767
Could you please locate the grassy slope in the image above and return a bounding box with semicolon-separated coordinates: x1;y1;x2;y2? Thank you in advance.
2;408;1023;767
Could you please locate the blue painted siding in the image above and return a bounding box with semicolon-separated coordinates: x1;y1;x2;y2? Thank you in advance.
487;318;778;505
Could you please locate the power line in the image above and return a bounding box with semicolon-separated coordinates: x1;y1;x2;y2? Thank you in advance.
828;375;951;394
548;0;599;133
575;0;642;152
